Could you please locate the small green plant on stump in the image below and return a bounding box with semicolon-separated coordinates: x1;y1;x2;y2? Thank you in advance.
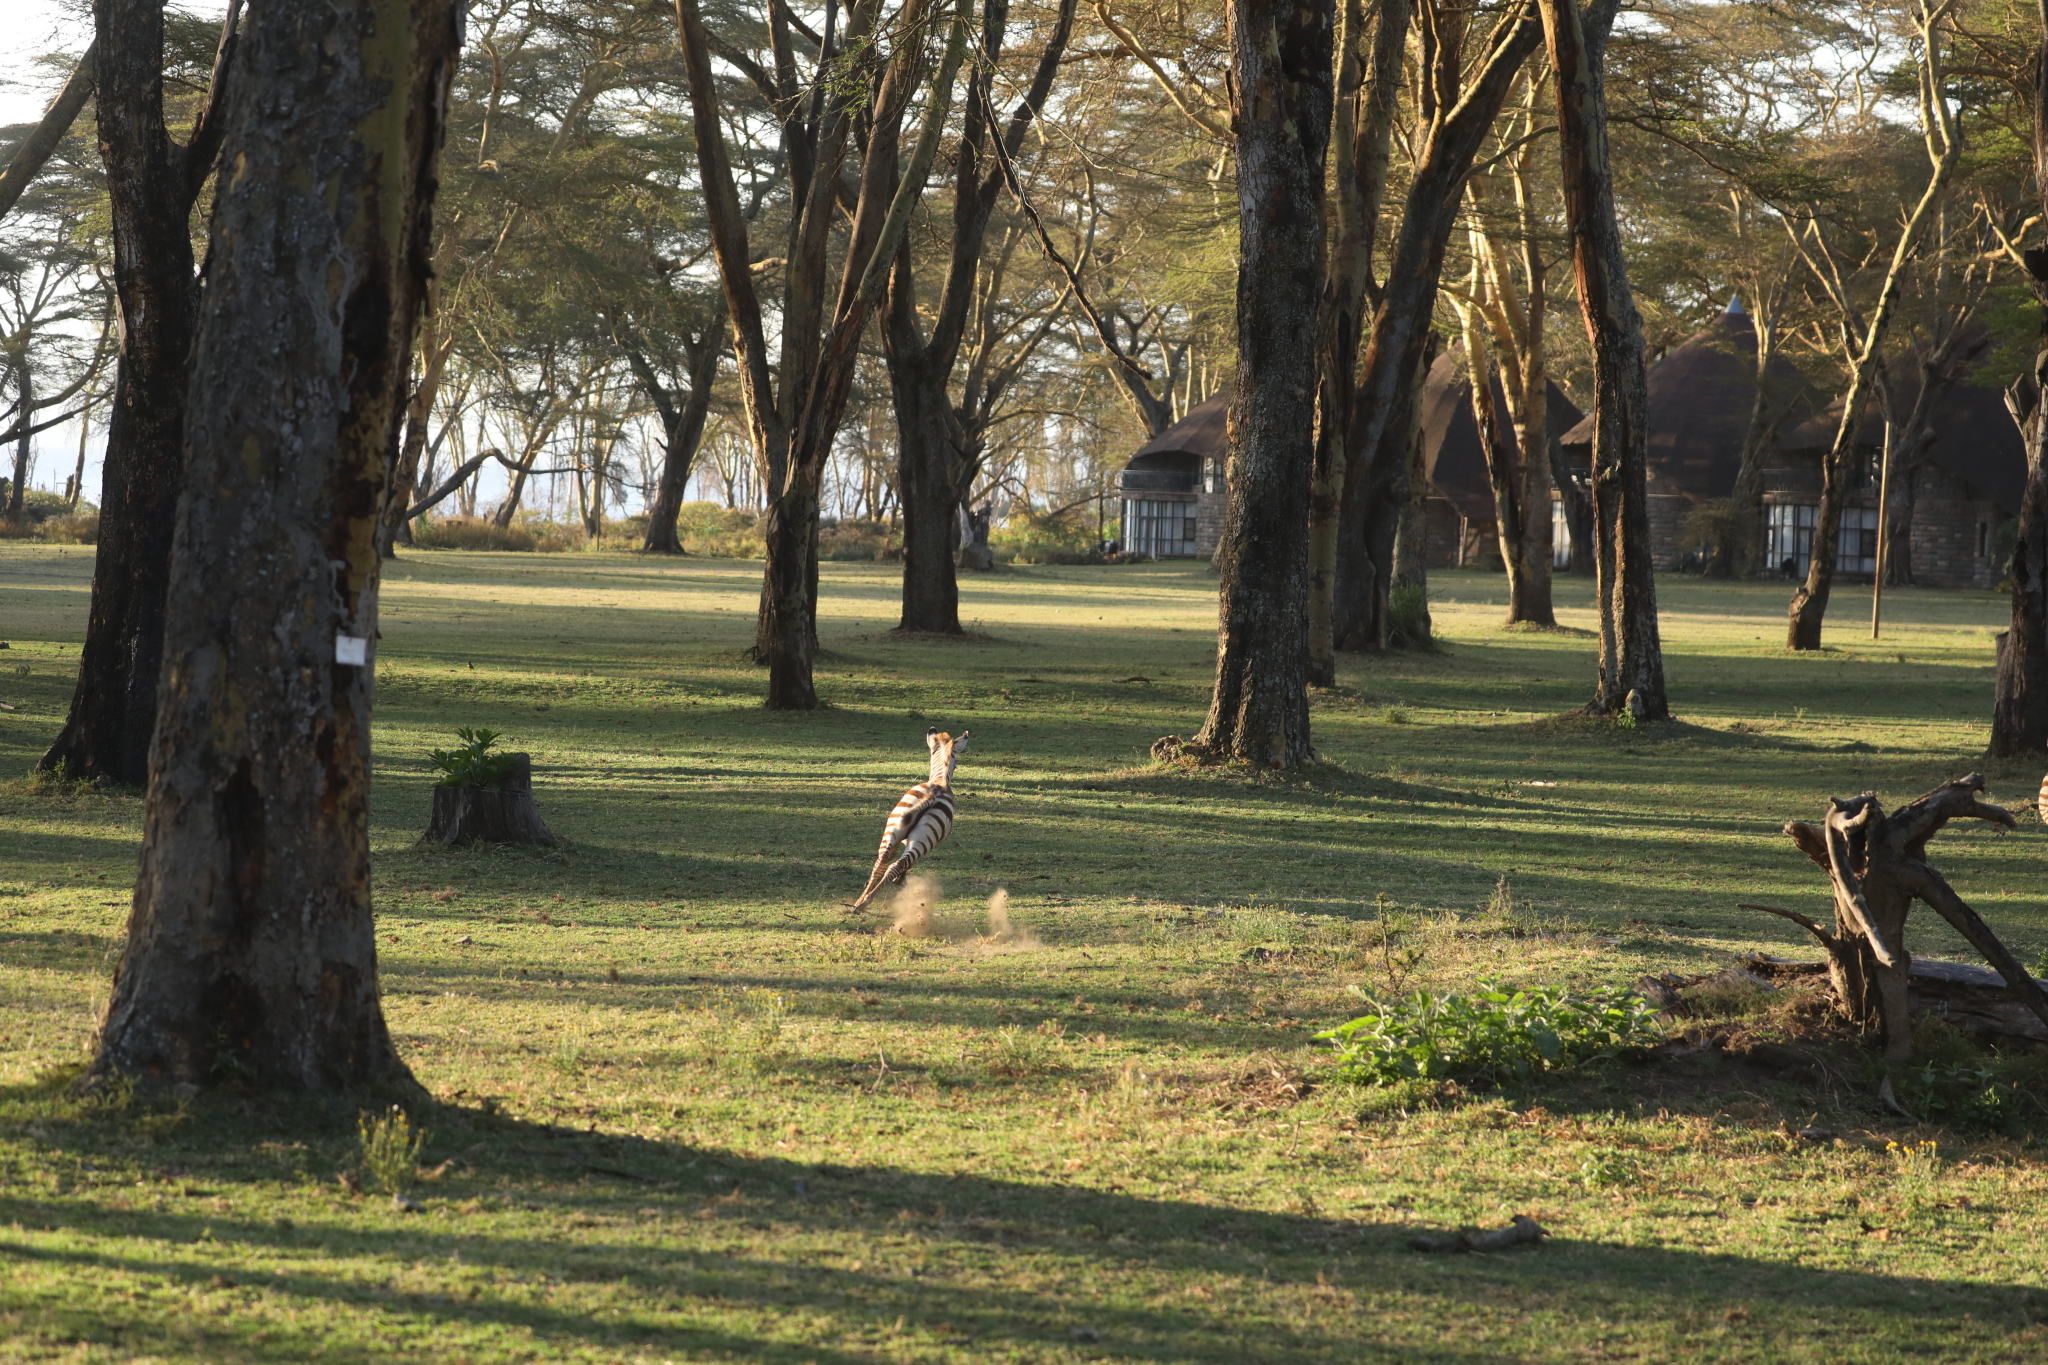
428;727;519;788
420;727;555;847
358;1106;427;1196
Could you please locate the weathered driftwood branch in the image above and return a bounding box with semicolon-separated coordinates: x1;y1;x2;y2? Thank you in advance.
421;753;555;847
1759;773;2045;1059
1409;1215;1546;1254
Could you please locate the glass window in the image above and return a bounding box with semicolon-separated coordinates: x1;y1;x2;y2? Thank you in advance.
1836;508;1878;575
1123;499;1197;558
1766;504;1815;577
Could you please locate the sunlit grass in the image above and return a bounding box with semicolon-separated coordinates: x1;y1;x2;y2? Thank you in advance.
1;542;2045;1361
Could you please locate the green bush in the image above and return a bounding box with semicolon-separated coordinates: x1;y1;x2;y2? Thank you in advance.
820;517;898;561
37;513;97;543
1896;1060;2042;1135
990;505;1106;565
427;727;519;789
0;489;97;540
1315;980;1662;1087
1387;583;1433;649
357;1106;427;1196
413;516;543;552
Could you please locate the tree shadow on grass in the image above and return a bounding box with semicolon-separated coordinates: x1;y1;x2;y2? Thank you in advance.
2;1086;2045;1362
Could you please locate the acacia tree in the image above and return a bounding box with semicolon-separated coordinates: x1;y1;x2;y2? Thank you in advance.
93;0;461;1090
1178;0;1333;767
881;0;1076;633
1324;0;1544;655
1458;78;1556;626
40;1;240;785
1784;0;1960;650
676;0;970;707
1540;0;1668;718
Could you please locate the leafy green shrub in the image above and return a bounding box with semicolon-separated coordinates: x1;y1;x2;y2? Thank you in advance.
991;505;1105;565
1315;980;1663;1087
427;727;519;789
357;1106;427;1196
1897;1062;2031;1134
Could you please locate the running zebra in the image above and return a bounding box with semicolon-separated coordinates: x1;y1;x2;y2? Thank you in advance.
851;729;970;911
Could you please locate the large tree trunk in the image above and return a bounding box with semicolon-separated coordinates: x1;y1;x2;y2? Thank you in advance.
755;487;822;707
39;0;234;785
1541;0;1666;719
1181;0;1332;767
91;0;460;1092
1995;350;2048;756
1327;0;1542;652
890;351;967;633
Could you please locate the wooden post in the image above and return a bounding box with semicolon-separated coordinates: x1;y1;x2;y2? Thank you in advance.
1871;416;1892;639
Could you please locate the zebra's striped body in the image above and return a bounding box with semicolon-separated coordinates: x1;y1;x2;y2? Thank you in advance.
852;729;969;910
2039;769;2048;822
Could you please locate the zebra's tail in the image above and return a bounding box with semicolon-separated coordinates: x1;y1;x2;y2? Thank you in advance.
850;837;898;912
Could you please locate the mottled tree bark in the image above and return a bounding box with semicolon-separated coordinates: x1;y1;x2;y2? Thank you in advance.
40;2;238;785
1995;344;2048;757
1183;0;1332;767
1986;29;2048;758
1540;0;1666;719
91;0;461;1091
5;361;30;523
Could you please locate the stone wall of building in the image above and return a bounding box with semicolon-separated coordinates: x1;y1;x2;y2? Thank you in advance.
1907;464;2001;589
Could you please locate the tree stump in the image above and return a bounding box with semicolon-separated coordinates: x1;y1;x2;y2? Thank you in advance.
1753;773;2048;1060
421;753;555;847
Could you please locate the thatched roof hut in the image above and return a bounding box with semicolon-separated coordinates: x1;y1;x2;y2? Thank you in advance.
1114;393;1228;558
1557;299;1824;498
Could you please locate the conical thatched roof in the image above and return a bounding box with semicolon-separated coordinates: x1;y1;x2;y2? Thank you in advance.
1126;392;1228;466
1559;303;1824;498
1780;330;2025;515
1419;350;1586;521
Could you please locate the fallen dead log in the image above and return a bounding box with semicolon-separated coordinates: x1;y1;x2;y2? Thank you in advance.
1742;775;2048;1060
1738;951;2048;1049
1408;1215;1546;1254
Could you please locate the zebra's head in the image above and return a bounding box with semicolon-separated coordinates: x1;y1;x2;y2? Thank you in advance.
925;727;969;784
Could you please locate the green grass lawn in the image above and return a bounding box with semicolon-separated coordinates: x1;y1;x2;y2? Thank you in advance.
2;541;2046;1363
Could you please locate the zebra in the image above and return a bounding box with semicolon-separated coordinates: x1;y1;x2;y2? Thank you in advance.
850;729;970;911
